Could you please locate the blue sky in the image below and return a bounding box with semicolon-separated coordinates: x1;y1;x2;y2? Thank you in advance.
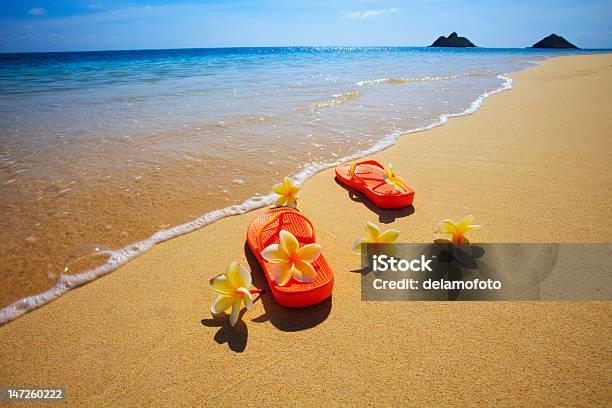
0;0;611;52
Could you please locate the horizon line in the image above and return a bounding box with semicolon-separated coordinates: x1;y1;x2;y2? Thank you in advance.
2;44;610;55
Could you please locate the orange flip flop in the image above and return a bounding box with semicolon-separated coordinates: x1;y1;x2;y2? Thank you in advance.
335;160;414;209
246;207;334;308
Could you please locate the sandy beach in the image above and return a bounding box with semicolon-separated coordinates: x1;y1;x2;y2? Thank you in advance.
1;54;611;406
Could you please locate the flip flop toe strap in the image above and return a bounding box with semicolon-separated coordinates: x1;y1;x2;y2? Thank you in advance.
348;160;385;185
256;209;316;250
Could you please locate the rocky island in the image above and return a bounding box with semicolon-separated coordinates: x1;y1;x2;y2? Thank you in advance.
532;34;578;49
429;32;476;48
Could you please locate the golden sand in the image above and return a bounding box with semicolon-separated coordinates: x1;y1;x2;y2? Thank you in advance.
1;54;611;406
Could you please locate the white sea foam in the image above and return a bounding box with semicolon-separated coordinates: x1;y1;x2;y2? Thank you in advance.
310;91;361;109
0;74;513;325
356;75;458;86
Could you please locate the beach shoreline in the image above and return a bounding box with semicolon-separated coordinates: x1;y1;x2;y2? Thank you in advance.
0;48;540;310
1;53;611;406
0;71;515;324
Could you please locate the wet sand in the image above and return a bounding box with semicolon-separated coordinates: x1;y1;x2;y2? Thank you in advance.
0;127;303;307
0;54;611;406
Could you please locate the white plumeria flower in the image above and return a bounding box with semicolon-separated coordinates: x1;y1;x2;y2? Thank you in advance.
261;230;321;286
209;262;261;327
272;177;300;208
352;221;400;254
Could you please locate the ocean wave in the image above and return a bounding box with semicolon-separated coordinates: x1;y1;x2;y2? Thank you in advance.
463;71;498;77
0;74;513;325
310;91;361;110
356;75;458;86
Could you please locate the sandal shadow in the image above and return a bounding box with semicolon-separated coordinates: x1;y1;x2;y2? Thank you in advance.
334;177;414;224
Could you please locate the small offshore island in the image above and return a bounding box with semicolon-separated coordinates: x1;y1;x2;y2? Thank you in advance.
532;33;579;49
429;32;476;47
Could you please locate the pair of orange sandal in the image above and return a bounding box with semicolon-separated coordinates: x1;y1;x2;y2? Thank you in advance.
247;159;414;308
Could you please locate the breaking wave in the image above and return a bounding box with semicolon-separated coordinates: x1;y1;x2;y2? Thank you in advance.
310;91;362;110
356;75;458;86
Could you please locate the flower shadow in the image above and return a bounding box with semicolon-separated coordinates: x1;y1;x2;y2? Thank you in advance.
244;242;332;332
334;177;414;223
201;313;249;353
429;239;491;300
433;239;485;270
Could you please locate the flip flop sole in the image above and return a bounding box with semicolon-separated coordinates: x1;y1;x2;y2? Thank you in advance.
246;207;334;308
335;163;414;209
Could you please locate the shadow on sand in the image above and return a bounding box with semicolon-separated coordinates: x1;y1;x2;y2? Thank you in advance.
201;293;266;353
430;239;486;300
334;177;414;223
201;312;250;353
427;240;559;300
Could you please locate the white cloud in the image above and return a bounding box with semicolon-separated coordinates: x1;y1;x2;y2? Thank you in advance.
342;7;399;19
28;7;47;16
87;3;103;10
